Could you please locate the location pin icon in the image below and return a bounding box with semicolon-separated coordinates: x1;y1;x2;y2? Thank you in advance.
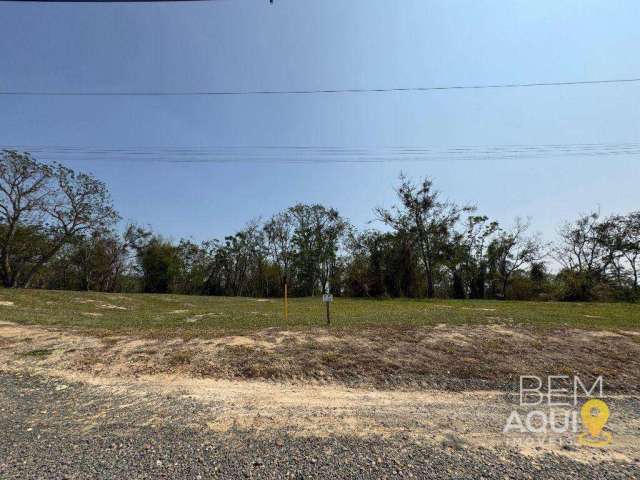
581;399;609;438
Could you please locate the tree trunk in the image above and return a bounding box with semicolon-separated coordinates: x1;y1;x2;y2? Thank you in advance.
425;265;435;298
22;240;66;288
501;275;509;300
414;214;435;298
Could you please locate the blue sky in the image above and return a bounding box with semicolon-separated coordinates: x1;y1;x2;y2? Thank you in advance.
1;0;639;242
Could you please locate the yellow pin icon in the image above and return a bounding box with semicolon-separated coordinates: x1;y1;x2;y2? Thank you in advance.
578;399;612;447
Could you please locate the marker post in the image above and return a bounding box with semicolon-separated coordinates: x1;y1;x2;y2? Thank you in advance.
322;281;333;326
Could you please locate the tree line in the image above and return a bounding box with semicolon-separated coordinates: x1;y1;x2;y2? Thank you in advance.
1;150;639;301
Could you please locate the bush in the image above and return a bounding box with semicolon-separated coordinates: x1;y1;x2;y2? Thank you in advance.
555;270;597;301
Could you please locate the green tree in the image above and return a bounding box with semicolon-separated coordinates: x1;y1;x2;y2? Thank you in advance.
0;150;118;288
288;204;349;296
138;238;179;293
376;174;473;298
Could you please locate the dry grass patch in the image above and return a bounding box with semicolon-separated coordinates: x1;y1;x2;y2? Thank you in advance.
1;320;639;393
167;350;196;367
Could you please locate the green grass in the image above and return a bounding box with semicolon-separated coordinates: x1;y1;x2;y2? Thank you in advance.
21;348;54;358
0;288;638;337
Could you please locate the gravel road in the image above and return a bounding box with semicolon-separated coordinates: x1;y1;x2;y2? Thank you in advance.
1;372;637;479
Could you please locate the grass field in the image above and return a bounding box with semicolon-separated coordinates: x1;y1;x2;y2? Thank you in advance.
0;288;638;336
2;288;640;392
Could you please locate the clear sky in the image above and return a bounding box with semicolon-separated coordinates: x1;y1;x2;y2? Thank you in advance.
1;0;639;243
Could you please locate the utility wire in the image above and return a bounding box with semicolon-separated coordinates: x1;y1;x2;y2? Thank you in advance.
3;143;639;164
1;0;229;2
1;78;639;97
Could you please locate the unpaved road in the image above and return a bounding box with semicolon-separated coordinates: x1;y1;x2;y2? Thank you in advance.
1;322;639;478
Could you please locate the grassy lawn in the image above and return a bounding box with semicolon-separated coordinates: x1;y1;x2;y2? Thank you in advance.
0;288;638;336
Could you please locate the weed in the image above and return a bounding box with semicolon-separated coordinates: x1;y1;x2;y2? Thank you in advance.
78;353;102;368
167;350;195;366
441;433;466;450
22;348;53;358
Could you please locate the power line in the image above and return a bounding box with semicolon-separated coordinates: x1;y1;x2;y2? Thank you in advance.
1;77;639;97
3;143;639;164
1;1;233;2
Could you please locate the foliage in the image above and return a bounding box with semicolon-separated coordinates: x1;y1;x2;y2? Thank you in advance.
0;150;118;288
2;151;639;303
375;174;474;298
138;237;180;293
486;219;544;299
553;211;640;300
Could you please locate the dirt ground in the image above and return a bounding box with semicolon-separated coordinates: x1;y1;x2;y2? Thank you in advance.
1;320;639;392
1;320;639;468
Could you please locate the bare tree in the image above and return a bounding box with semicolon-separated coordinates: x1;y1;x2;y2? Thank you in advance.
264;211;295;289
553;211;608;275
599;212;640;290
488;218;543;299
458;215;499;298
622;212;640;290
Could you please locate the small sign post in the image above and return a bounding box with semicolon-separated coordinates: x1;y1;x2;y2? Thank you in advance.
323;281;333;325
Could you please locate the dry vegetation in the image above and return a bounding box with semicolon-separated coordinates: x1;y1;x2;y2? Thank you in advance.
1;288;639;393
2;320;639;393
2;289;639;465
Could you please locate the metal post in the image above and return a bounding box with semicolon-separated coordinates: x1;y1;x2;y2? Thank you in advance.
325;299;330;325
323;280;332;325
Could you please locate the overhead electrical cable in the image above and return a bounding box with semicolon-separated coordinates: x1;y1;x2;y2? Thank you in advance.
3;143;639;164
0;0;232;3
1;78;639;97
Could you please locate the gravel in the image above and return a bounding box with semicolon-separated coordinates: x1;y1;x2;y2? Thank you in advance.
0;372;637;479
